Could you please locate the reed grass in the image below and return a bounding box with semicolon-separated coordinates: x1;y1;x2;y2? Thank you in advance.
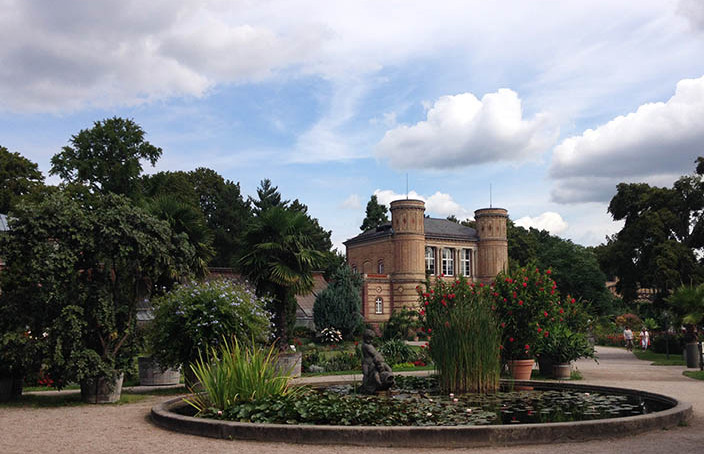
422;278;501;394
184;338;303;415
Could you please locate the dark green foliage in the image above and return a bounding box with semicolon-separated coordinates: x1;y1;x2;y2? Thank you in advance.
0;191;194;388
651;333;684;354
145;195;214;277
599;159;704;304
379;339;415;366
250;179;288;214
0;146;44;213
382;308;420;341
313;265;362;339
360;195;389;231
142;168;252;268
50;117;161;198
537;325;595;364
508;222;613;315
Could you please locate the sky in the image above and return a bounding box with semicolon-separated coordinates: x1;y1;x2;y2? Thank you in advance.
2;0;704;252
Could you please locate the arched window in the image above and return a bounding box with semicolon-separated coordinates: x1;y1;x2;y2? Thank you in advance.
442;248;454;276
377;260;384;274
351;264;358;273
375;297;383;314
425;246;435;275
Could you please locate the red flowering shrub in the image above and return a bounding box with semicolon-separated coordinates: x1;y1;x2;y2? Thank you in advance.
491;267;564;361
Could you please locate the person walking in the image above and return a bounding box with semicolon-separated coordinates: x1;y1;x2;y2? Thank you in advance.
642;329;650;350
624;326;634;351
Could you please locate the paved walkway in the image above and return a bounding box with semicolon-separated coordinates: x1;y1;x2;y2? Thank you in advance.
1;347;702;453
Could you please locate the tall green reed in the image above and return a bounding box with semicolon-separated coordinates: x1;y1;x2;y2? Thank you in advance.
418;277;501;394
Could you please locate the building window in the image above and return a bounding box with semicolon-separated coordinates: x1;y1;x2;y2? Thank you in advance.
352;264;357;273
425;246;435;275
377;260;384;274
375;297;383;314
442;248;454;276
461;248;472;277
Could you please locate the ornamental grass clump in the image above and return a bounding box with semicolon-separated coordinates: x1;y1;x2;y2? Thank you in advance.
185;337;303;415
418;277;501;394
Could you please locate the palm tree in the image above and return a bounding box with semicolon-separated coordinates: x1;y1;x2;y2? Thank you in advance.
239;206;324;347
145;195;215;277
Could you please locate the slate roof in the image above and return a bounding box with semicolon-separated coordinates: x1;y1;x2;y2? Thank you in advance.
295;272;329;318
344;218;478;246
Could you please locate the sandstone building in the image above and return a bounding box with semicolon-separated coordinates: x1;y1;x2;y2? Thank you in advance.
344;199;508;325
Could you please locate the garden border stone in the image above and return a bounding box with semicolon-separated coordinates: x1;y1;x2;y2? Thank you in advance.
150;379;692;448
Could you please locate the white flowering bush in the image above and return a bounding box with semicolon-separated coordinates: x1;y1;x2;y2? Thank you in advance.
319;327;343;344
148;279;273;370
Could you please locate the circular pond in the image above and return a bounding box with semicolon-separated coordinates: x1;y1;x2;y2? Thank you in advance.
150;378;692;448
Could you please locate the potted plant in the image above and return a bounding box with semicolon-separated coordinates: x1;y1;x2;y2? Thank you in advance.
668;284;704;368
0;192;195;402
492;267;563;380
538;324;595;379
148;278;273;388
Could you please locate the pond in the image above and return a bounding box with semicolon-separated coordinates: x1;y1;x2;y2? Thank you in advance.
177;376;672;426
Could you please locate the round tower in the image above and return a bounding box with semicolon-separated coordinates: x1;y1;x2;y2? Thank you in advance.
475;207;508;281
390;199;426;309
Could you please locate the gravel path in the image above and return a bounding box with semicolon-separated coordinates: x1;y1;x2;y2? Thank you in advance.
1;346;702;454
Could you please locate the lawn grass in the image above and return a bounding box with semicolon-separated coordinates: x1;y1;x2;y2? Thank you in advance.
683;370;704;380
0;391;146;408
632;349;686;366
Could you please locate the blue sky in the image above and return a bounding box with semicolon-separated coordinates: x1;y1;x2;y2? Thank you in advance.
2;0;704;251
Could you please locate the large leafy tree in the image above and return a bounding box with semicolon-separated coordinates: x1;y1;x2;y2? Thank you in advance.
599;159;704;304
142;168;252;267
506;222;612;315
0;191;194;388
239;206;324;347
0;146;44;213
313;264;363;339
50;117;161;197
360;194;389;231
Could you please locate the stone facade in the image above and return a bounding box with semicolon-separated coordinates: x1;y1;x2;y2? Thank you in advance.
345;199;508;325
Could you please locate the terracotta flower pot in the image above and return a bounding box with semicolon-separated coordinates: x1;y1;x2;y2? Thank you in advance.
507;359;534;380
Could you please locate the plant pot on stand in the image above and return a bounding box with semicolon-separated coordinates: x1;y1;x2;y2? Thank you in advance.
276;352;302;378
138;356;181;386
80;373;124;404
552;363;571;379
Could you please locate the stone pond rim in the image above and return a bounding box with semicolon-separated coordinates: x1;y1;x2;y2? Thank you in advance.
149;380;692;448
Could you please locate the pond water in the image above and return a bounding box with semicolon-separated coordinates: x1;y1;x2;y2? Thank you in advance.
178;376;673;426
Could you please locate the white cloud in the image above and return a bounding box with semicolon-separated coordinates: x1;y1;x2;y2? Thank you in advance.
373;189;473;220
340;194;361;210
514;212;568;235
0;0;324;113
550;75;704;203
375;89;556;169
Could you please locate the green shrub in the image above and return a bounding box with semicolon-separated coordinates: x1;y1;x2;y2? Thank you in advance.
651;333;684;354
382;309;420;341
313;265;362;339
379;339;415;366
148;279;272;370
321;352;359;372
185;338;302;415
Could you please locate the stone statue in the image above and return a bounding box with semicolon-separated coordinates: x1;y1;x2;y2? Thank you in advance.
360;329;394;394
